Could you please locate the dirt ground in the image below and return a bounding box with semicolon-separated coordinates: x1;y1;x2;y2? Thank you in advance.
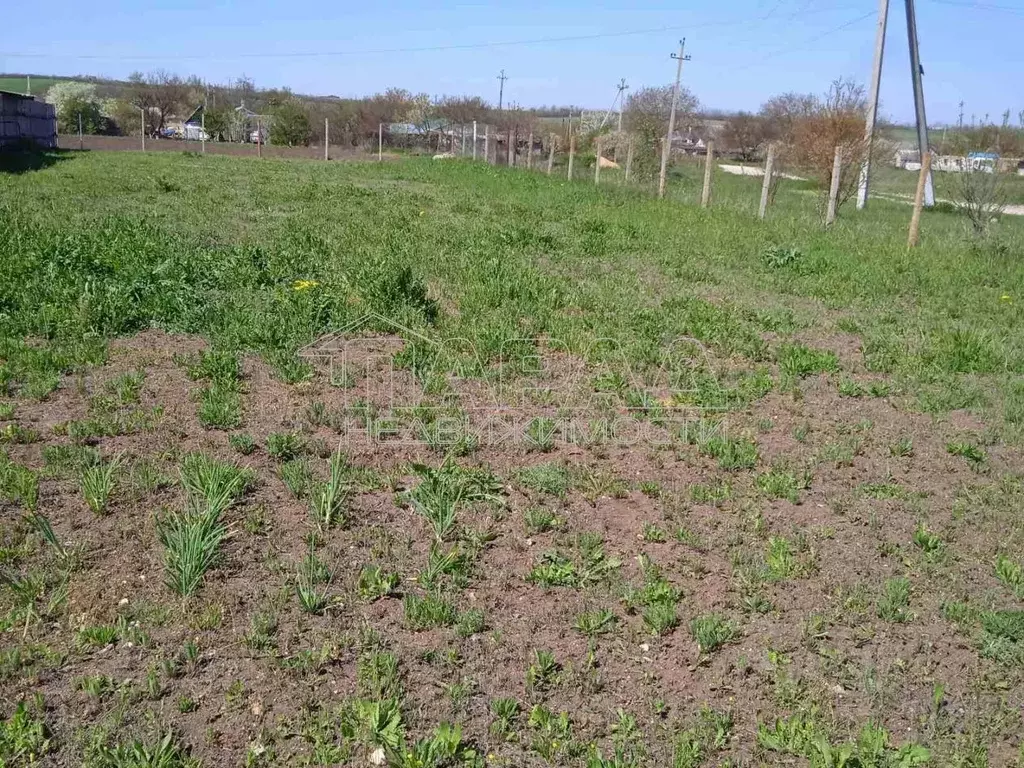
3;326;1022;766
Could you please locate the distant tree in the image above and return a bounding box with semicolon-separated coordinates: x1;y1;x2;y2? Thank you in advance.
103;98;141;136
406;93;433;135
435;95;491;129
790;79;870;217
758;91;817;145
623;84;700;180
270;100;311;146
360;88;416;136
954;164;1006;236
721;112;769;161
625;84;700;141
46;81;106;134
203;107;231;141
531;104;585;118
326;99;362;146
127;70;188;131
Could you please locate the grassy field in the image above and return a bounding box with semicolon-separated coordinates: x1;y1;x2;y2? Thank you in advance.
2;149;1024;767
0;76;59;96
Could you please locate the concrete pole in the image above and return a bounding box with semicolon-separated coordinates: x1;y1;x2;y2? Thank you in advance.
701;141;715;208
758;144;776;219
472;121;478;159
506;128;513;166
594;137;602;184
624;137;634;182
567;134;576;180
825;145;843;226
857;0;890;209
547;135;555;174
201;109;206;154
905;0;934;206
324;118;329;161
257;118;262;158
140;107;146;152
658;39;689;198
378;123;383;161
526;132;533;169
78;112;83;150
908;150;931;246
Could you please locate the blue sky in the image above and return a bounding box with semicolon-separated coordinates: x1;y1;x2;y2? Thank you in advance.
2;0;1021;124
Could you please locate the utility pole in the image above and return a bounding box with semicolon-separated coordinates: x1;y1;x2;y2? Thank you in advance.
958;101;964;130
26;74;30;96
905;0;933;206
856;0;889;210
658;39;690;198
497;70;508;111
616;78;629;134
599;78;629;130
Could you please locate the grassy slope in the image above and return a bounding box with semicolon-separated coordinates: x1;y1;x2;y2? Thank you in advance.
0;75;61;95
2;150;1022;428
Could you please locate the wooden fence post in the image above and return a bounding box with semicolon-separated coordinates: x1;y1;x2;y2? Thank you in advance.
567;134;576;180
758;144;777;219
701;140;715;208
526;132;533;169
547;134;555;174
907;151;932;247
825;145;843;226
594;137;602;184
624;137;634;182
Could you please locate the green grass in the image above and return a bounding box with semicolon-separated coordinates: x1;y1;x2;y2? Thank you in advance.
0;75;63;95
159;453;250;596
1;152;1023;432
689;613;739;655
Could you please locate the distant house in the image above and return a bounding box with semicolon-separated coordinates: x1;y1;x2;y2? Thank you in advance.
0;90;57;149
181;105;209;141
931;152;998;174
234;103;268;143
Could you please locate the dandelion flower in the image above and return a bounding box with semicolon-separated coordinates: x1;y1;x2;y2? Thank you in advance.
1000;294;1012;302
293;279;319;291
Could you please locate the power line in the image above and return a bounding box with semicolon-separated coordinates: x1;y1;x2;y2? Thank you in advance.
923;0;1024;14
732;10;876;71
0;5;869;62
